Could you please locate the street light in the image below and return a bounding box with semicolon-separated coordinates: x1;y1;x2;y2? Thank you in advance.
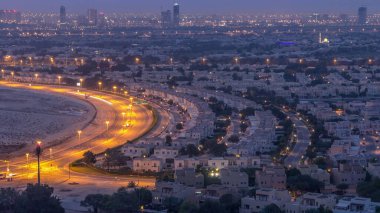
77;130;82;141
234;57;239;64
129;104;133;120
49;148;53;160
265;58;270;65
106;121;110;131
10;71;14;81
113;86;117;93
3;160;10;174
122;112;126;121
98;82;102;90
29;56;33;66
201;57;206;64
135;57;140;64
80;78;84;87
34;73;39;81
26;153;29;168
35;141;42;185
58;76;61;85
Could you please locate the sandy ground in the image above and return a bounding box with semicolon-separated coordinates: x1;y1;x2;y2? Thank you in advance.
0;86;95;150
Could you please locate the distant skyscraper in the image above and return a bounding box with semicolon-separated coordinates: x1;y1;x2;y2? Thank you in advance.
87;9;98;26
161;10;172;28
59;6;66;24
173;2;180;27
339;14;349;24
358;7;367;25
76;15;88;27
0;10;21;23
98;12;106;28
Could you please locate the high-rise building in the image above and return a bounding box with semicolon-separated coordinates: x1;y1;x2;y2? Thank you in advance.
358;7;367;25
161;10;172;28
98;12;107;28
87;9;98;26
173;2;180;27
59;6;66;24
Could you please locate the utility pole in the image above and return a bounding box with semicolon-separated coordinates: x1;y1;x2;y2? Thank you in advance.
35;141;42;185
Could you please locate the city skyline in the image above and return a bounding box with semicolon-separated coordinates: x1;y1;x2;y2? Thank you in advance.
0;0;378;14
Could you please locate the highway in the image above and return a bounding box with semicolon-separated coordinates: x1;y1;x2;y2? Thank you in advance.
0;82;160;190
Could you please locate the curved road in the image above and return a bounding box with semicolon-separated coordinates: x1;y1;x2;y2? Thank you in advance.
0;82;159;189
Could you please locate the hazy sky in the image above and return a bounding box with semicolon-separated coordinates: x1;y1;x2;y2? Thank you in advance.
0;0;378;14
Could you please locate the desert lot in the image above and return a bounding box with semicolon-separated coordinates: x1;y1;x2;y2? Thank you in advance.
0;86;95;149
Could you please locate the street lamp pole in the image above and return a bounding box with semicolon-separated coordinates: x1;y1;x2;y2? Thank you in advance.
26;153;29;167
106;121;110;131
77;130;82;141
35;141;42;185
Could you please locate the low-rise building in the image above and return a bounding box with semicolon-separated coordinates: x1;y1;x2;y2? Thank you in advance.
334;197;380;213
121;144;149;158
255;165;287;190
132;158;162;173
175;169;204;188
285;193;336;213
153;147;179;160
220;168;249;188
331;163;366;187
240;188;291;213
152;182;196;204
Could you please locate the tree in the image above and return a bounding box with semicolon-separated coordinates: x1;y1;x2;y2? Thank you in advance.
165;135;173;146
261;204;282;213
14;184;64;213
0;188;18;211
199;200;226;213
106;187;139;212
133;188;152;206
287;174;324;193
210;143;227;157
127;181;137;188
357;178;380;202
286;168;301;177
83;151;96;165
240;123;249;132
180;144;200;157
103;148;128;169
227;135;240;143
176;123;184;130
179;201;199;213
81;194;110;213
163;197;182;213
220;193;240;212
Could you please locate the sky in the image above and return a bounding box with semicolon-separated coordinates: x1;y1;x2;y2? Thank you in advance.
0;0;378;14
